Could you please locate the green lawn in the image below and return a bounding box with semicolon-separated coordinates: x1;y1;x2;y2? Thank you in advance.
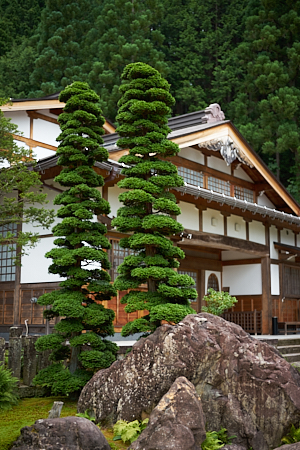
0;397;127;450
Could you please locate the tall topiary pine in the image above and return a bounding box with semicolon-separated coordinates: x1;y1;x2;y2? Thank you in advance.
34;82;117;396
112;63;197;337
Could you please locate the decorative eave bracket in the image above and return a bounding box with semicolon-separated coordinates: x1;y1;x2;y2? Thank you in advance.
198;138;253;168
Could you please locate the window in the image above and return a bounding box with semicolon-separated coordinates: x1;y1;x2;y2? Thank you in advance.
178;270;197;302
0;224;17;282
109;239;135;282
234;186;254;202
178;166;203;187
207;273;219;291
207;176;230;196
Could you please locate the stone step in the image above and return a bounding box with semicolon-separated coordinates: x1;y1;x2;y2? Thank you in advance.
276;338;300;347
283;353;300;363
278;345;300;355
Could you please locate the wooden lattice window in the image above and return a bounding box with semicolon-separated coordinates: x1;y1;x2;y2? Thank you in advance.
207;176;230;196
207;273;219;291
109;239;135;282
0;223;17;282
177;166;203;187
234;185;254;202
178;270;197;302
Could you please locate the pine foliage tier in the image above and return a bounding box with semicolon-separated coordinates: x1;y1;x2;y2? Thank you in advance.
35;82;117;395
112;63;197;337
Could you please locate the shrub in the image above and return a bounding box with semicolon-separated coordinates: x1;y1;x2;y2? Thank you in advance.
0;364;19;411
281;423;300;445
201;289;237;316
113;419;149;444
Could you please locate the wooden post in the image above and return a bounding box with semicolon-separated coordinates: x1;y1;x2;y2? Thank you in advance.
13;223;22;326
261;256;272;334
199;269;205;312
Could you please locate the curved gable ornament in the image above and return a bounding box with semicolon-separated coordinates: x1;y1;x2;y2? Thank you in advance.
198;138;253;168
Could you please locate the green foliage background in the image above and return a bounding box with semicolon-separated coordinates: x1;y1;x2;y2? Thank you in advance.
0;0;299;199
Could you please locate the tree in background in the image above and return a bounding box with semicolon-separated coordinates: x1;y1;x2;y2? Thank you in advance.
34;82;117;396
228;0;300;201
87;0;167;121
0;104;54;257
112;63;197;337
29;0;99;97
158;0;254;115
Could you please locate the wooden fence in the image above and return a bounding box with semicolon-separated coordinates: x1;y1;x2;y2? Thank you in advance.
223;310;262;335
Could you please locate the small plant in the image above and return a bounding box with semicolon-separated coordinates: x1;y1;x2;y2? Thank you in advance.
76;410;95;422
202;289;237;316
216;427;236;445
0;364;19;411
201;431;224;450
281;423;300;445
113;418;149;444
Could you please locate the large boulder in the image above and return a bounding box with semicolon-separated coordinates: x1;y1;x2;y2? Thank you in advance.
78;313;300;450
10;416;110;450
128;376;206;450
273;445;300;450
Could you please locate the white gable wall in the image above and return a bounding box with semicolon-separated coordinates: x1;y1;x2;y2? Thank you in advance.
32;119;60;148
257;194;275;208
4;111;30;135
207;155;231;174
179;147;205;165
233;166;253;182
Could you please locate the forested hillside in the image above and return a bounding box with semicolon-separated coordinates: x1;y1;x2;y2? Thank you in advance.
0;0;299;202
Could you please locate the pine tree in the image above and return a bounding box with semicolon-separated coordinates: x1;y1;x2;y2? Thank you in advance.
88;0;167;121
30;0;99;97
34;82;117;396
159;0;252;115
112;63;197;337
228;0;300;201
0;104;54;253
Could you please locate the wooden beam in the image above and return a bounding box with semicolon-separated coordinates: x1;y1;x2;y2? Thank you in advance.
222;258;261;266
179;257;222;271
12;134;57;151
261;256;272;334
1;99;64;111
181;229;270;256
27;110;58;124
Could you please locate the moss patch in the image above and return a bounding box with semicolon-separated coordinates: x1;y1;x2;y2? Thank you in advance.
0;397;127;450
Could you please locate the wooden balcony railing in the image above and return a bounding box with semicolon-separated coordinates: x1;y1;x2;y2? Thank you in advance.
223;310;262;335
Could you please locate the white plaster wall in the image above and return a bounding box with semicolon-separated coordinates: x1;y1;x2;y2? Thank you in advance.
270;225;278;259
222;264;262;295
205;270;222;292
203;208;224;235
281;228;295;246
108;185;126;217
178;202;199;231
32;146;57;160
233;166;253;182
33;119;60;147
222;250;255;261
271;264;280;296
249;220;265;245
207;155;231;174
21;236;61;283
227;215;246;240
179;147;205;165
22;187;61;235
4;111;30;136
257;194;275;208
